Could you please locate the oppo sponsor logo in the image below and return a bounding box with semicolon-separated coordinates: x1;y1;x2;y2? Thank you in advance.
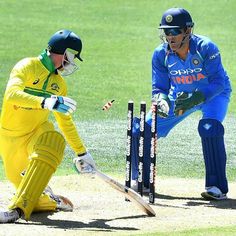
170;67;202;76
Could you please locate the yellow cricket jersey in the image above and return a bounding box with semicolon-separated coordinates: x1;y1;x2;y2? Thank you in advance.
0;51;86;155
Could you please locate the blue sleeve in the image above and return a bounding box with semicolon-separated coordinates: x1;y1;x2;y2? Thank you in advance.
198;40;226;101
152;46;170;97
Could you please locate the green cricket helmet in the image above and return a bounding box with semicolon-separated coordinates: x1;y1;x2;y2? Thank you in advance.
48;29;83;61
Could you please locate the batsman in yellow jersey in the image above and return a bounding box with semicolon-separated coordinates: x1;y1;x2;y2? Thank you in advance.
0;29;96;223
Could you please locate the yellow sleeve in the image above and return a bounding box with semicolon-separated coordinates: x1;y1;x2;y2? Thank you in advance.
5;58;43;108
53;111;86;155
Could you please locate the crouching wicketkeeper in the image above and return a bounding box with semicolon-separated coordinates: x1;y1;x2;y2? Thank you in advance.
131;8;231;201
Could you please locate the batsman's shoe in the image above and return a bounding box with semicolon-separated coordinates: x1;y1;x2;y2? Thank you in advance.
0;209;20;223
131;180;150;193
201;186;227;200
55;195;74;211
45;186;74;211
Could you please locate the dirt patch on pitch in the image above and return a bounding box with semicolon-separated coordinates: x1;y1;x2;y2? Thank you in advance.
1;175;236;235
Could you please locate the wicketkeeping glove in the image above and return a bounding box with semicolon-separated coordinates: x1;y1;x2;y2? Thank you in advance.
41;95;76;115
152;93;170;118
174;91;205;116
73;152;96;174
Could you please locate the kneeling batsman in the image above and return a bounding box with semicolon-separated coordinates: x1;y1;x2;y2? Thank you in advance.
0;29;97;223
0;95;96;223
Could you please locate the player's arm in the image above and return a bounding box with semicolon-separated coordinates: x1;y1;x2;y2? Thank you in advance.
174;41;227;116
53;111;86;154
152;48;170;96
5;60;43;108
54;111;96;173
151;48;171;117
6;59;76;114
197;41;227;101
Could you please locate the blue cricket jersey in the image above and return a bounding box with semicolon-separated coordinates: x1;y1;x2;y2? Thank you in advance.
134;34;231;190
152;34;231;101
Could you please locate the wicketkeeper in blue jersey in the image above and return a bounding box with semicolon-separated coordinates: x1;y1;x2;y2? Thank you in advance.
131;8;231;200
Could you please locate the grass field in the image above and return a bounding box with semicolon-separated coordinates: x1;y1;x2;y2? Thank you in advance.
0;0;236;235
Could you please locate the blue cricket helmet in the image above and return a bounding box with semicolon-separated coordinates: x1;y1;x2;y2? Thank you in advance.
48;29;83;61
159;8;194;29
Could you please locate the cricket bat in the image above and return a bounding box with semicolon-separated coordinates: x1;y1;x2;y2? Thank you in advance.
95;169;156;216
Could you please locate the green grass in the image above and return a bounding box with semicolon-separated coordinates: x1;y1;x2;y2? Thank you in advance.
137;225;236;236
1;114;235;182
0;1;236;234
0;0;236;118
58;114;236;179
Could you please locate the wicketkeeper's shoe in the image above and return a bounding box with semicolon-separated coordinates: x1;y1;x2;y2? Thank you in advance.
131;180;150;193
201;186;227;200
0;209;20;223
44;186;73;211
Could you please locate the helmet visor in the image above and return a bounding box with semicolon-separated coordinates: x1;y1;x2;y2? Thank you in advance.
163;28;183;36
61;49;79;76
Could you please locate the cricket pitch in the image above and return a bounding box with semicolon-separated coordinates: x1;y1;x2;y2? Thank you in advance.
1;175;236;235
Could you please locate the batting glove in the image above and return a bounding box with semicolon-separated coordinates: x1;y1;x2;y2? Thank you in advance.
174;91;205;116
73;152;96;174
41;95;77;115
152;93;170;118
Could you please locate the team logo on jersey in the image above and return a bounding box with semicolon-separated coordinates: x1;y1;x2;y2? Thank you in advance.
192;58;200;65
51;83;60;92
33;78;40;85
165;15;173;23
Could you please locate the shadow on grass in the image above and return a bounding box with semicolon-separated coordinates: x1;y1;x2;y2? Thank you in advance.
147;192;236;210
141;192;204;209
154;192;203;201
15;212;148;232
183;198;236;210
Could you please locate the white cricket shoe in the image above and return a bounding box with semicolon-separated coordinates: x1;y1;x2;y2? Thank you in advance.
201;186;227;200
44;186;73;211
0;209;20;223
131;180;150;193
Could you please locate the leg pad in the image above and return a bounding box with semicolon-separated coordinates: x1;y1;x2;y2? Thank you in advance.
9;131;65;220
198;119;228;194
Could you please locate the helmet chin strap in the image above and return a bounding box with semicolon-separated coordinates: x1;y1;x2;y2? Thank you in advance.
57;65;63;70
178;32;191;49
